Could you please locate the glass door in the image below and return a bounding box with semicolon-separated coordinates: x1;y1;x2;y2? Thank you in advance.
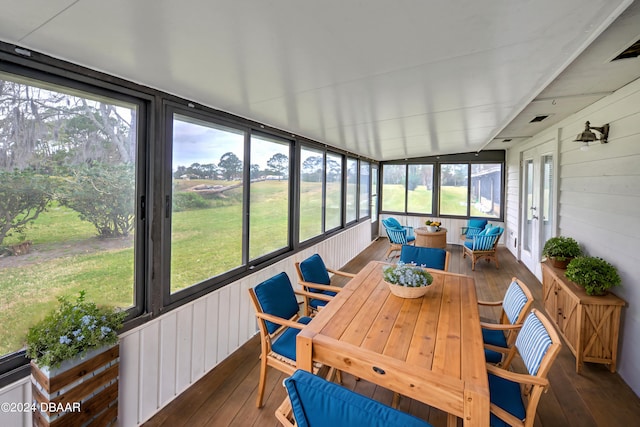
520;141;556;278
371;165;379;239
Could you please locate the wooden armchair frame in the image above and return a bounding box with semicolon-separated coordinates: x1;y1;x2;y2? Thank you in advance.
478;277;534;358
294;259;356;316
382;219;415;259
462;229;503;270
248;284;322;408
486;309;562;427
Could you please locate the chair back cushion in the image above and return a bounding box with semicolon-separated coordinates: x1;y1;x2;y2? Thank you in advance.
487;226;502;236
254;272;300;334
400;245;447;270
299;254;331;286
285;370;432;427
468;219;488;230
385;217;403;229
503;281;529;324
515;312;553;375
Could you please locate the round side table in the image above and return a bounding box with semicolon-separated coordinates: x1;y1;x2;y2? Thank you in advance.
414;227;447;249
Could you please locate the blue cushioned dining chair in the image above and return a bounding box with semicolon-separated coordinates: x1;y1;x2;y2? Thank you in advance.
295;254;356;316
486;309;562;427
382;218;415;259
462;226;503;270
478;277;534;364
399;245;451;271
248;272;319;408
275;369;433;427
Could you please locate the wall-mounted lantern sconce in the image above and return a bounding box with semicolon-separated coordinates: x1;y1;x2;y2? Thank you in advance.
574;121;609;151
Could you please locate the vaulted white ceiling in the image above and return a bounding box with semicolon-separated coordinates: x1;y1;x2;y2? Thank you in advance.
1;0;639;160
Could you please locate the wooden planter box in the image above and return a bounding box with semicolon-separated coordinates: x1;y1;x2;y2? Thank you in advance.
541;262;625;373
31;344;119;427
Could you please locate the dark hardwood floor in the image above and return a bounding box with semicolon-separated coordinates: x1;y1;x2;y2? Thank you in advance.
143;240;640;427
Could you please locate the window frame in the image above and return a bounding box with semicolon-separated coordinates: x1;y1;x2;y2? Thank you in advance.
380;152;505;221
0;52;151;384
0;41;379;385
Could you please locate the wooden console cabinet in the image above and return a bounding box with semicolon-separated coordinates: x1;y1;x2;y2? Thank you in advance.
541;261;625;373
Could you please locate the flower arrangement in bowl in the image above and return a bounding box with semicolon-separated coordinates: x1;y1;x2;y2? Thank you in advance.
382;262;434;298
425;219;442;232
565;256;621;296
26;290;126;369
542;236;582;269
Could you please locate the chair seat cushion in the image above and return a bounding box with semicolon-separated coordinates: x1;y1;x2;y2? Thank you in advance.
482;327;508;348
407;235;416;243
272;316;313;361
488;373;526;427
464;240;474;250
485;348;503;364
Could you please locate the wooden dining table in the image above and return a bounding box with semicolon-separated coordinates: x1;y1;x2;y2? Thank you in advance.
296;260;489;427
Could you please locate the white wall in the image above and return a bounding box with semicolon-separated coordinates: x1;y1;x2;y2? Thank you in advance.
505;77;640;395
0;221;374;427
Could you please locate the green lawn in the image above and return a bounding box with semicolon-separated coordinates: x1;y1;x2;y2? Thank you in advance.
0;178;490;355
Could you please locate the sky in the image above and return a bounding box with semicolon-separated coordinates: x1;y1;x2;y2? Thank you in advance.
172;115;289;171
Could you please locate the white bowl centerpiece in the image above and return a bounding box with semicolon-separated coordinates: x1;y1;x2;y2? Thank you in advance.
382;262;434;298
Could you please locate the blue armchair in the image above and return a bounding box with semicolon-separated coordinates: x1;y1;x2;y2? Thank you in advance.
478;277;534;364
486;309;562;427
382;218;415;259
248;272;319;407
462;226;503;270
295;254;356;315
276;369;433;427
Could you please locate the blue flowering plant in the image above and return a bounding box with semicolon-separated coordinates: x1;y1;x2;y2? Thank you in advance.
382;262;433;288
26;291;126;369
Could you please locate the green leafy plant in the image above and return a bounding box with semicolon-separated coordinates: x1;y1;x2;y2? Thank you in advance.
542;236;582;261
26;291;126;368
565;256;621;296
382;262;433;288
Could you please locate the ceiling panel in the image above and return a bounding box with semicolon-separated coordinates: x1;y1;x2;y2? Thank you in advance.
0;0;637;160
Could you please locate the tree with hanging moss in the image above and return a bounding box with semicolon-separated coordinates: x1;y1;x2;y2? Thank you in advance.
58;162;135;238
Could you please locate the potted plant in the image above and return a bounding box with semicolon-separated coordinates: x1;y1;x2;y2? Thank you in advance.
382;262;434;298
26;291;126;426
565;256;621;296
542;236;582;269
425;219;442;232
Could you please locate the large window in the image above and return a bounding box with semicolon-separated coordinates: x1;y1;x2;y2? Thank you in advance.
439;163;469;216
0;71;141;357
300;146;324;241
250;135;291;259
407;164;434;213
346;157;358;223
325;152;343;230
382;164;406;212
381;155;504;219
470;163;502;218
359;161;370;219
170;114;245;293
